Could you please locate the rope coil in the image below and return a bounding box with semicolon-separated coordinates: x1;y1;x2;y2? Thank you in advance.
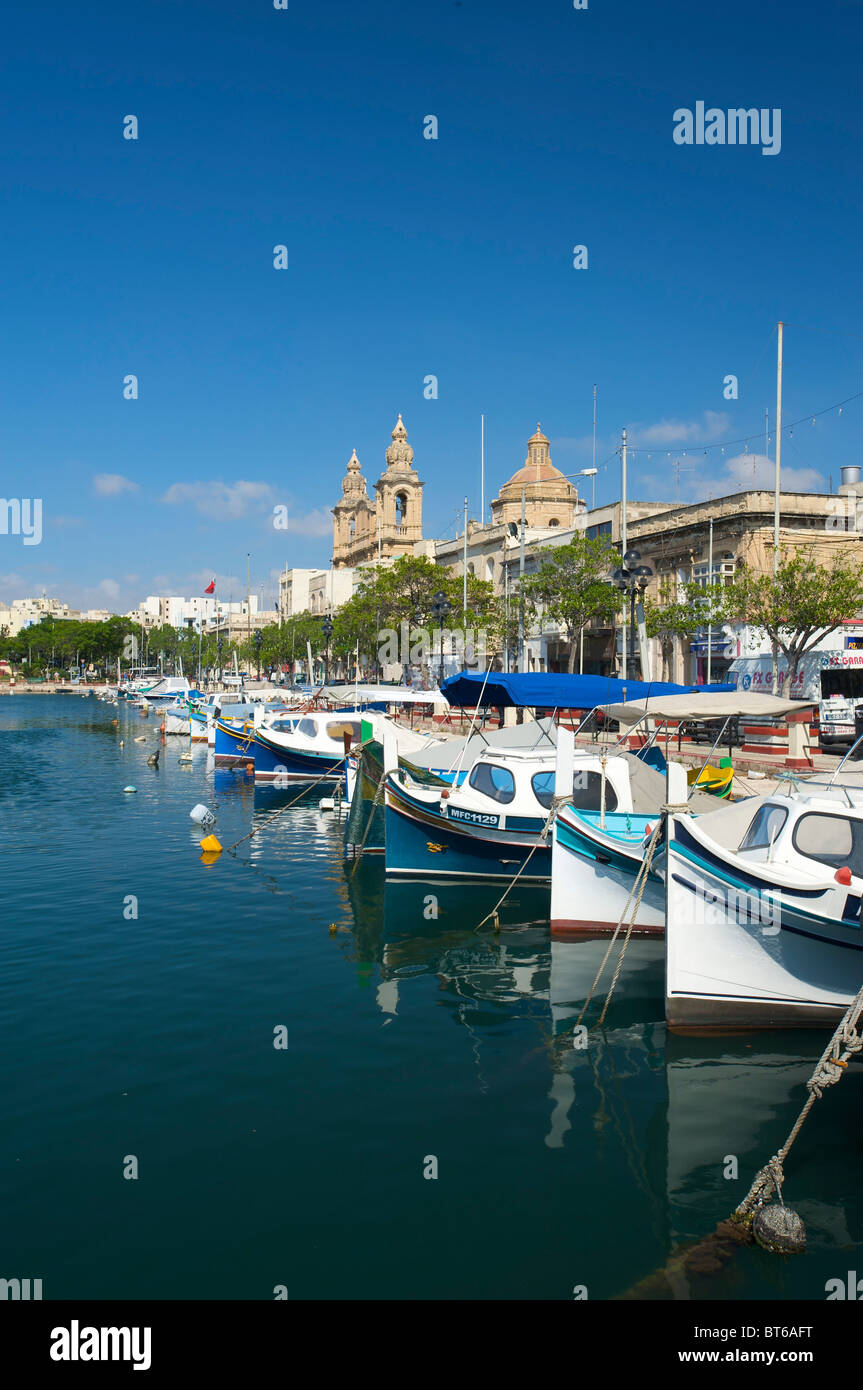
734;984;863;1218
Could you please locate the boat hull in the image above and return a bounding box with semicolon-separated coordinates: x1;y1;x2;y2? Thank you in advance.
384;779;551;881
251;731;345;784
213;719;257;766
665;816;861;1030
550;807;664;937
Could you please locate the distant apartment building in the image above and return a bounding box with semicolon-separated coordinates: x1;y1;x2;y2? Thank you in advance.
279;567;356;619
130;594;260;631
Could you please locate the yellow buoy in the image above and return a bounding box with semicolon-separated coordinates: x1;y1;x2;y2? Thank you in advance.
329;922;338;935
199;834;222;855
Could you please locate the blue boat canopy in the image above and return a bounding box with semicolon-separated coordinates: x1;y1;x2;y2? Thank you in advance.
440;671;734;709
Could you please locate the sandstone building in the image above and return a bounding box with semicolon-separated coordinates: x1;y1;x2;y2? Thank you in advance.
332;414;424;568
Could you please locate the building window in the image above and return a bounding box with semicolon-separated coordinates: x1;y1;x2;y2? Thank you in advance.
548;518;559;527
691;556;736;588
586;521;612;540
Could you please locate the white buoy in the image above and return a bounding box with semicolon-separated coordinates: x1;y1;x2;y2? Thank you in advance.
123;786;137;794
190;803;216;828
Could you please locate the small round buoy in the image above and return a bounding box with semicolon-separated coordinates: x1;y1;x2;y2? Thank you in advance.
752;1203;806;1254
112;718;118;726
147;751;160;766
246;762;254;774
119;740;124;747
160;723;165;733
329;922;337;935
123;786;137;794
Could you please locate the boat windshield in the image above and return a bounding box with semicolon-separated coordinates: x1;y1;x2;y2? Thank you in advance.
792;812;863;875
532;771;555;809
469;762;516;804
738;803;789;852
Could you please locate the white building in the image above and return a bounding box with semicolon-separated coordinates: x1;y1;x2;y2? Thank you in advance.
279;567;356;619
131;594;260;631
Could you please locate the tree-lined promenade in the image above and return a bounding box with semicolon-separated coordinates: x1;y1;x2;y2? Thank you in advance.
3;544;863;690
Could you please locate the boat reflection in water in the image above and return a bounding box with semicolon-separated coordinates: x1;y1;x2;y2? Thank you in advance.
342;867;860;1297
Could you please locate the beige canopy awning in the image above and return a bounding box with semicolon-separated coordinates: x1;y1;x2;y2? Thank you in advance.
598;691;816;726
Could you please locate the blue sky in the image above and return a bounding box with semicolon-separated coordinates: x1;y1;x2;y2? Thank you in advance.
3;0;863;612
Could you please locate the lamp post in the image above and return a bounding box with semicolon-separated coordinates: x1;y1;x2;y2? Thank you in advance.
253;629;263;680
578;467;598;509
431;589;451;687
321;615;334;686
612;549;653;680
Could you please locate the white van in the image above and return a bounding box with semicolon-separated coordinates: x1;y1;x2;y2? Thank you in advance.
728;649;863;748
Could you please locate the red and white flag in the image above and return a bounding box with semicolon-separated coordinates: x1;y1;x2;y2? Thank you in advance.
204;578;216;594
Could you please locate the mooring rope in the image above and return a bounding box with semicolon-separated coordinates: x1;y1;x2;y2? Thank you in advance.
574;818;663;1027
221;756;346;855
574;803;689;1029
734;983;863;1218
473;797;565;932
349;766;388;876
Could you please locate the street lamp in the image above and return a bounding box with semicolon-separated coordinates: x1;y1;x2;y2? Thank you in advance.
612;548;653;680
430;590;451;687
321;615;334;685
578;467;598;509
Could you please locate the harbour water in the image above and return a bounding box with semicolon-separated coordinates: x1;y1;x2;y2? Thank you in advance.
2;694;861;1301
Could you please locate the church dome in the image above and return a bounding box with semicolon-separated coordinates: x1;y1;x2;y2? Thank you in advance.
490;422;579;529
502;424;574;491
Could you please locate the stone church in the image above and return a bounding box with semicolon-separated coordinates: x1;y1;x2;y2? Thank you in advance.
332;413;424;568
490;424;580;529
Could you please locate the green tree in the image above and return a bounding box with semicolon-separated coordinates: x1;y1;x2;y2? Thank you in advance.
643;577;708;682
711;547;863;695
519;535;619;673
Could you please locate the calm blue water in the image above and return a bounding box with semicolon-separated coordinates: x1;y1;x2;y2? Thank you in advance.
1;695;861;1300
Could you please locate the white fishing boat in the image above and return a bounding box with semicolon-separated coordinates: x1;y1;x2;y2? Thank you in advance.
664;775;863;1029
549;692;813;939
127;675;193;707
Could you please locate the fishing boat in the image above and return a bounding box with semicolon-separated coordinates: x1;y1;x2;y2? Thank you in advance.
687;758;734;798
664;776;863;1029
549;692;813;940
384;744;562;881
248;710;367;783
381;723;664;883
127;675;193;707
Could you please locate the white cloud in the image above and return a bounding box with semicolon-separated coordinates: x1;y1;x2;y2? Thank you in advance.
721;452;823;493
634;411;730;447
289;508;334;537
162;480;273;519
93;473;139;496
98;578;120;600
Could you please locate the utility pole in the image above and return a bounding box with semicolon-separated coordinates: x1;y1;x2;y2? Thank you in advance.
247;553;251;661
518;483;526;672
774;322;783;575
504;561;510;673
463;497;468;618
480;414;485;525
592;383;597;478
620;428;627;680
707;515;714;686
